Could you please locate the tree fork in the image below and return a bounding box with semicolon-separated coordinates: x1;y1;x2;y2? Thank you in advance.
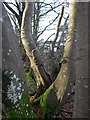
21;0;52;90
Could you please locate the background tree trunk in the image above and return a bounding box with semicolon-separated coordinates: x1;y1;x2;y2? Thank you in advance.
73;2;88;118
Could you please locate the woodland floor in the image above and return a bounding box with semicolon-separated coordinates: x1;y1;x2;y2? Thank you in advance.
30;85;75;119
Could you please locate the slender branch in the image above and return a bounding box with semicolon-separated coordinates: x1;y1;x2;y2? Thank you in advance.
37;14;59;39
15;1;23;27
39;4;61;17
4;2;17;8
57;15;69;51
41;33;55;50
40;2;64;15
50;6;64;52
15;1;21;14
7;12;19;30
3;2;19;19
3;2;21;27
33;2;40;42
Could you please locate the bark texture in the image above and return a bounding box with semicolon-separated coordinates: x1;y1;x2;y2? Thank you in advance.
49;0;76;107
34;0;76;113
2;5;28;90
73;2;88;118
21;0;51;89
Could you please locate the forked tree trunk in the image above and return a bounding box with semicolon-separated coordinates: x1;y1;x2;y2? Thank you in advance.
33;0;76;112
73;2;88;118
21;0;52;90
48;0;76;106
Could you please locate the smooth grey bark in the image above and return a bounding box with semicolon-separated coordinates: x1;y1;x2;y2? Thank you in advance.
49;0;76;107
73;2;88;118
2;5;28;91
33;0;76;113
21;0;51;89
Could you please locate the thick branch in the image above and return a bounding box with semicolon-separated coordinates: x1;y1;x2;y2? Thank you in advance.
21;0;52;89
32;1;76;114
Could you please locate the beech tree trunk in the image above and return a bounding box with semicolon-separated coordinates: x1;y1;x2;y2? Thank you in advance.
21;0;52;90
48;0;76;106
2;4;28;90
73;2;88;118
33;0;76;113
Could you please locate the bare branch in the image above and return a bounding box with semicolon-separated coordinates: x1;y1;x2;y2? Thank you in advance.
3;2;22;27
40;2;64;15
15;1;23;27
33;2;40;42
21;0;52;88
57;15;69;51
4;2;17;8
50;6;64;52
41;33;55;50
3;2;19;18
39;4;61;17
37;14;59;39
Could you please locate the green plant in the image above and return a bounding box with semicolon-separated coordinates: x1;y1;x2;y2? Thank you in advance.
2;70;37;119
40;96;47;118
39;84;55;118
2;69;56;119
24;67;36;86
6;91;37;118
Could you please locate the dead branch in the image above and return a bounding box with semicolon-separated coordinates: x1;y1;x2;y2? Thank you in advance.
57;15;69;51
50;6;64;52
